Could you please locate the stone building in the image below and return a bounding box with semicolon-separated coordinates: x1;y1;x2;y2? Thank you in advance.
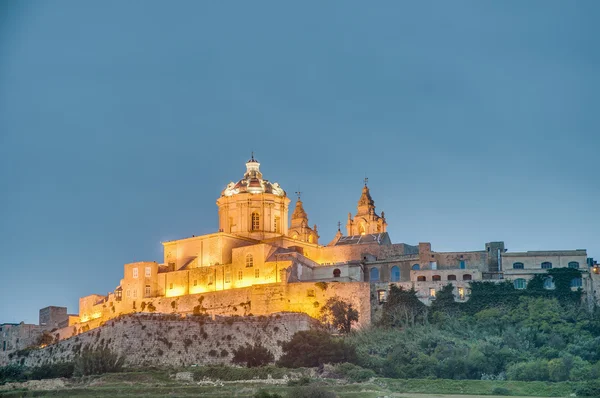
3;155;597;350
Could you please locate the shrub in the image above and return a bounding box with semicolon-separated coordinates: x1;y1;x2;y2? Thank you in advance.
278;330;356;368
0;364;26;383
287;385;336;398
287;375;311;386
332;363;375;382
29;363;75;380
491;387;511;396
232;343;274;367
254;390;283;398
74;347;125;376
575;380;600;397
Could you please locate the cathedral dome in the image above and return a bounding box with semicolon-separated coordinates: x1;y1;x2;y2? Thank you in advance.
221;155;286;197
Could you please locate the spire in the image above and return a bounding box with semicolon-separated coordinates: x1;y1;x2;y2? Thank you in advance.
291;196;308;222
357;185;375;210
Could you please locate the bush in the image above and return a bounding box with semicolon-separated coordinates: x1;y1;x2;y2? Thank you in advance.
232;343;274;367
278;330;356;368
506;360;550;382
254;391;283;398
0;364;26;383
74;347;125;376
491;387;511;395
287;385;336;398
29;363;75;380
575;380;600;397
287;375;311;386
332;363;375;382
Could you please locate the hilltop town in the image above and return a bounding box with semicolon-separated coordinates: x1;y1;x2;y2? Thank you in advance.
2;156;599;355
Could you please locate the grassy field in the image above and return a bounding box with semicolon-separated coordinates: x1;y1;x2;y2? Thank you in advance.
0;371;583;397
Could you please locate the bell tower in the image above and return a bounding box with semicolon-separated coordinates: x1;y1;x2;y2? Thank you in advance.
346;178;387;236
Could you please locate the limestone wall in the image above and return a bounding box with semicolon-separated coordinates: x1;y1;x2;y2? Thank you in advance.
0;313;316;368
72;281;372;343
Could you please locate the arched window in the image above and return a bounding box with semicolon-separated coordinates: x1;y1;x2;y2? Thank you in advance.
541;261;552;269
432;275;441;281
568;262;579;269
417;276;426;282
308;234;314;243
245;254;253;268
412;264;420;271
251;212;260;231
359;224;366;235
571;278;582;288
514;278;527;289
513;262;524;269
463;274;472;281
447;274;457;281
333;268;341;278
390;266;400;282
543;277;555;290
370;267;380;282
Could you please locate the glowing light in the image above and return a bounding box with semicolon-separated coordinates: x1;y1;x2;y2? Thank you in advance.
166;287;186;297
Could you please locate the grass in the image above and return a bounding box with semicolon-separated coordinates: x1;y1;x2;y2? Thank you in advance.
0;371;583;397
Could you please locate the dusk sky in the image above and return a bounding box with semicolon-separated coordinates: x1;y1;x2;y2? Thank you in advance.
0;1;598;324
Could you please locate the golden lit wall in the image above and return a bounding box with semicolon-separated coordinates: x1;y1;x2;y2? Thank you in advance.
216;192;290;240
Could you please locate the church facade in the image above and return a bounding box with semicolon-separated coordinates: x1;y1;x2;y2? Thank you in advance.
3;156;598;352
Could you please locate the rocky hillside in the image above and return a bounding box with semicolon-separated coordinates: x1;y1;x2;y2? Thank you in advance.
0;312;316;368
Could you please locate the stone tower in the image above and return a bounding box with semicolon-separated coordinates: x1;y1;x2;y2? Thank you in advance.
217;155;291;240
288;194;319;244
346;181;387;236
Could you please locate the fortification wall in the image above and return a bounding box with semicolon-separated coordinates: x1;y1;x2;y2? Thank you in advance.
0;313;315;368
67;281;373;344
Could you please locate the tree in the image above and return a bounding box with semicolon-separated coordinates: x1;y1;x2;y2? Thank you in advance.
278;330;356;368
430;284;459;322
232;343;274;367
319;297;359;334
74;346;125;376
377;285;427;328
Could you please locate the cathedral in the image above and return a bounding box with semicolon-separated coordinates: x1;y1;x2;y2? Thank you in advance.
4;155;596;350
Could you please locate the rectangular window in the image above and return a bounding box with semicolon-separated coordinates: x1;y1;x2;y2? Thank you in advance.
458;287;465;300
208;275;214;285
133;289;137;298
459;260;465;269
145;285;151;297
169;283;173;289
133;268;138;279
193;279;197;286
145;267;151;277
307;289;315;297
255;269;260;278
274;216;280;233
429;288;436;298
238;270;243;281
126;289;131;297
377;290;386;304
430;261;437;270
225;272;231;283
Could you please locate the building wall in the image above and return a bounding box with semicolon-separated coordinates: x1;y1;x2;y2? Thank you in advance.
1;323;44;352
39;306;68;329
501;251;588;270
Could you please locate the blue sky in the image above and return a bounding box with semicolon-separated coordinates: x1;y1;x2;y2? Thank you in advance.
0;1;598;324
